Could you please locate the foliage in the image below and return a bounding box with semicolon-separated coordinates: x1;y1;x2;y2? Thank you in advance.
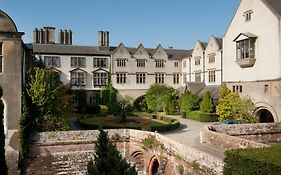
142;134;164;149
216;85;256;122
85;104;101;115
134;96;147;112
145;84;179;114
100;74;119;114
119;96;134;122
37;115;71;132
0;86;7;175
87;130;137;175
99;105;108;116
26;68;73;131
27;68;61;115
177;165;184;175
179;91;200;114
184;111;218;122
200;91;215;113
74;90;87;113
223;144;281;175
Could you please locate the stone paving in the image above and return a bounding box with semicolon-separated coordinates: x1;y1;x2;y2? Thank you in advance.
161;115;225;160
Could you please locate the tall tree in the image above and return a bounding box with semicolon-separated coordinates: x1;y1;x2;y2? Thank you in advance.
87;130;137;175
0;86;8;175
200;91;215;113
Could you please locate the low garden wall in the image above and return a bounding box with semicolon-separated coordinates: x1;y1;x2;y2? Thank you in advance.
31;129;224;175
201;123;281;149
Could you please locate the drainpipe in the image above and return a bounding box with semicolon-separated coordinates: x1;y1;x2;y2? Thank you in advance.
220;50;223;83
203;51;205;82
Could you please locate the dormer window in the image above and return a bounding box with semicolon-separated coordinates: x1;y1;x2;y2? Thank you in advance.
155;60;165;68
244;10;253;22
234;33;257;68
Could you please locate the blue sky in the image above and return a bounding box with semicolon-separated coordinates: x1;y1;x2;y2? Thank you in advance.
1;0;239;49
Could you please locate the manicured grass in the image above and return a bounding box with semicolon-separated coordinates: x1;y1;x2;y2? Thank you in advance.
77;113;180;132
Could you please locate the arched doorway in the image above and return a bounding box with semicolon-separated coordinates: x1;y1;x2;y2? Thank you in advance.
133;95;147;112
148;156;159;175
256;109;274;123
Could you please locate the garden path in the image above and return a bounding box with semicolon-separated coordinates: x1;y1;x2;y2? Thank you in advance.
161;115;225;160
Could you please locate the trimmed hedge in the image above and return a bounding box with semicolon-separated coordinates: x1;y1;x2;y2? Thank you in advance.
134;113;180;132
224;144;281;175
184;111;218;122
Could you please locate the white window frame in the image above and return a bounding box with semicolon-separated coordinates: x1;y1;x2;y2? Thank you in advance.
93;72;107;87
93;57;107;68
71;57;86;67
173;73;180;84
208;70;216;83
195;72;201;82
70;72;86;86
44;56;61;67
136;59;145;67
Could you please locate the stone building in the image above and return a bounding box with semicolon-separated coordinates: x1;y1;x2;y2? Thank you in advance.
223;0;281;122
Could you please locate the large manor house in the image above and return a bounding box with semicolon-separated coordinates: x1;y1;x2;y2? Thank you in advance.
1;0;281;139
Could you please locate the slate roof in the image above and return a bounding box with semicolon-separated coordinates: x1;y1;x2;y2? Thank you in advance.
32;43;113;56
215;38;223;49
31;43;192;59
263;0;281;18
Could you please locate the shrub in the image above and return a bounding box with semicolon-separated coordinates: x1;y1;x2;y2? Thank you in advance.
37;115;71;132
179;91;199;114
99;105;108;116
85;104;101;115
223;144;281;175
200;91;215;113
145;84;179;114
185;111;218;122
216;84;256;122
142;135;164;149
177;165;184;175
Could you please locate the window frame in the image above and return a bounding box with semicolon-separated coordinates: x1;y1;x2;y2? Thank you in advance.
194;72;201;82
136;59;146;67
93;72;108;88
44;56;61;68
116;59;127;67
155;73;165;84
70;71;86;86
155;60;165;68
136;72;146;84
116;72;127;84
173;73;180;84
208;70;216;83
71;57;86;68
93;57;107;68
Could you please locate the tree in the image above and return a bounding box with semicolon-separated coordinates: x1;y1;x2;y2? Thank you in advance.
179;91;199;114
0;86;7;175
87;130;137;175
216;85;256;122
145;84;179;114
200;91;215;113
119;96;134;123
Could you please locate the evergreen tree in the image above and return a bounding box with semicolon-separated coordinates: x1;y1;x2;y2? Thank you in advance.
87;130;137;175
200;91;214;113
0;86;8;175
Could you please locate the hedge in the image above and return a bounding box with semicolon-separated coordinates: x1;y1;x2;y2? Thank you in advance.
184;111;218;122
134;113;180;132
223;144;281;175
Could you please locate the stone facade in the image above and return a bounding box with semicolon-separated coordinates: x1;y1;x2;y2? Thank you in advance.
26;130;224;175
223;0;281;122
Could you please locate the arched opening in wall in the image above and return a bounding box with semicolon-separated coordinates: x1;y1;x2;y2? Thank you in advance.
256;109;274;123
131;151;145;172
1;98;7;137
133;95;147;112
148;156;159;175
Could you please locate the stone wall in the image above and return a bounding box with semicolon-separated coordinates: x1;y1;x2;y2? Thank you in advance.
27;129;224;175
201;123;281;150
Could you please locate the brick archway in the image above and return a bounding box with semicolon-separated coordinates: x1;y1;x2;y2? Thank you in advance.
147;155;159;175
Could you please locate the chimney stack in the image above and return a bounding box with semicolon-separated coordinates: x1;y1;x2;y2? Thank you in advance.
98;31;109;47
33;28;39;43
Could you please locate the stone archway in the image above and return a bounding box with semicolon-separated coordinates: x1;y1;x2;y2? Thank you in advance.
148;156;160;175
255;102;278;123
256;109;274;123
133;95;147;111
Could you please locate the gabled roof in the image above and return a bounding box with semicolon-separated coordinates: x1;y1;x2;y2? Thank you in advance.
233;33;257;42
262;0;281;18
69;68;87;73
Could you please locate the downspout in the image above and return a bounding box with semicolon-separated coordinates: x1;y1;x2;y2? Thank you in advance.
203;51;205;82
220;49;223;84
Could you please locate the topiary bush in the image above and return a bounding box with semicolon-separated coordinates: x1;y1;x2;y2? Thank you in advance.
224;144;281;175
99;105;108;116
179;91;199;115
200;91;215;113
